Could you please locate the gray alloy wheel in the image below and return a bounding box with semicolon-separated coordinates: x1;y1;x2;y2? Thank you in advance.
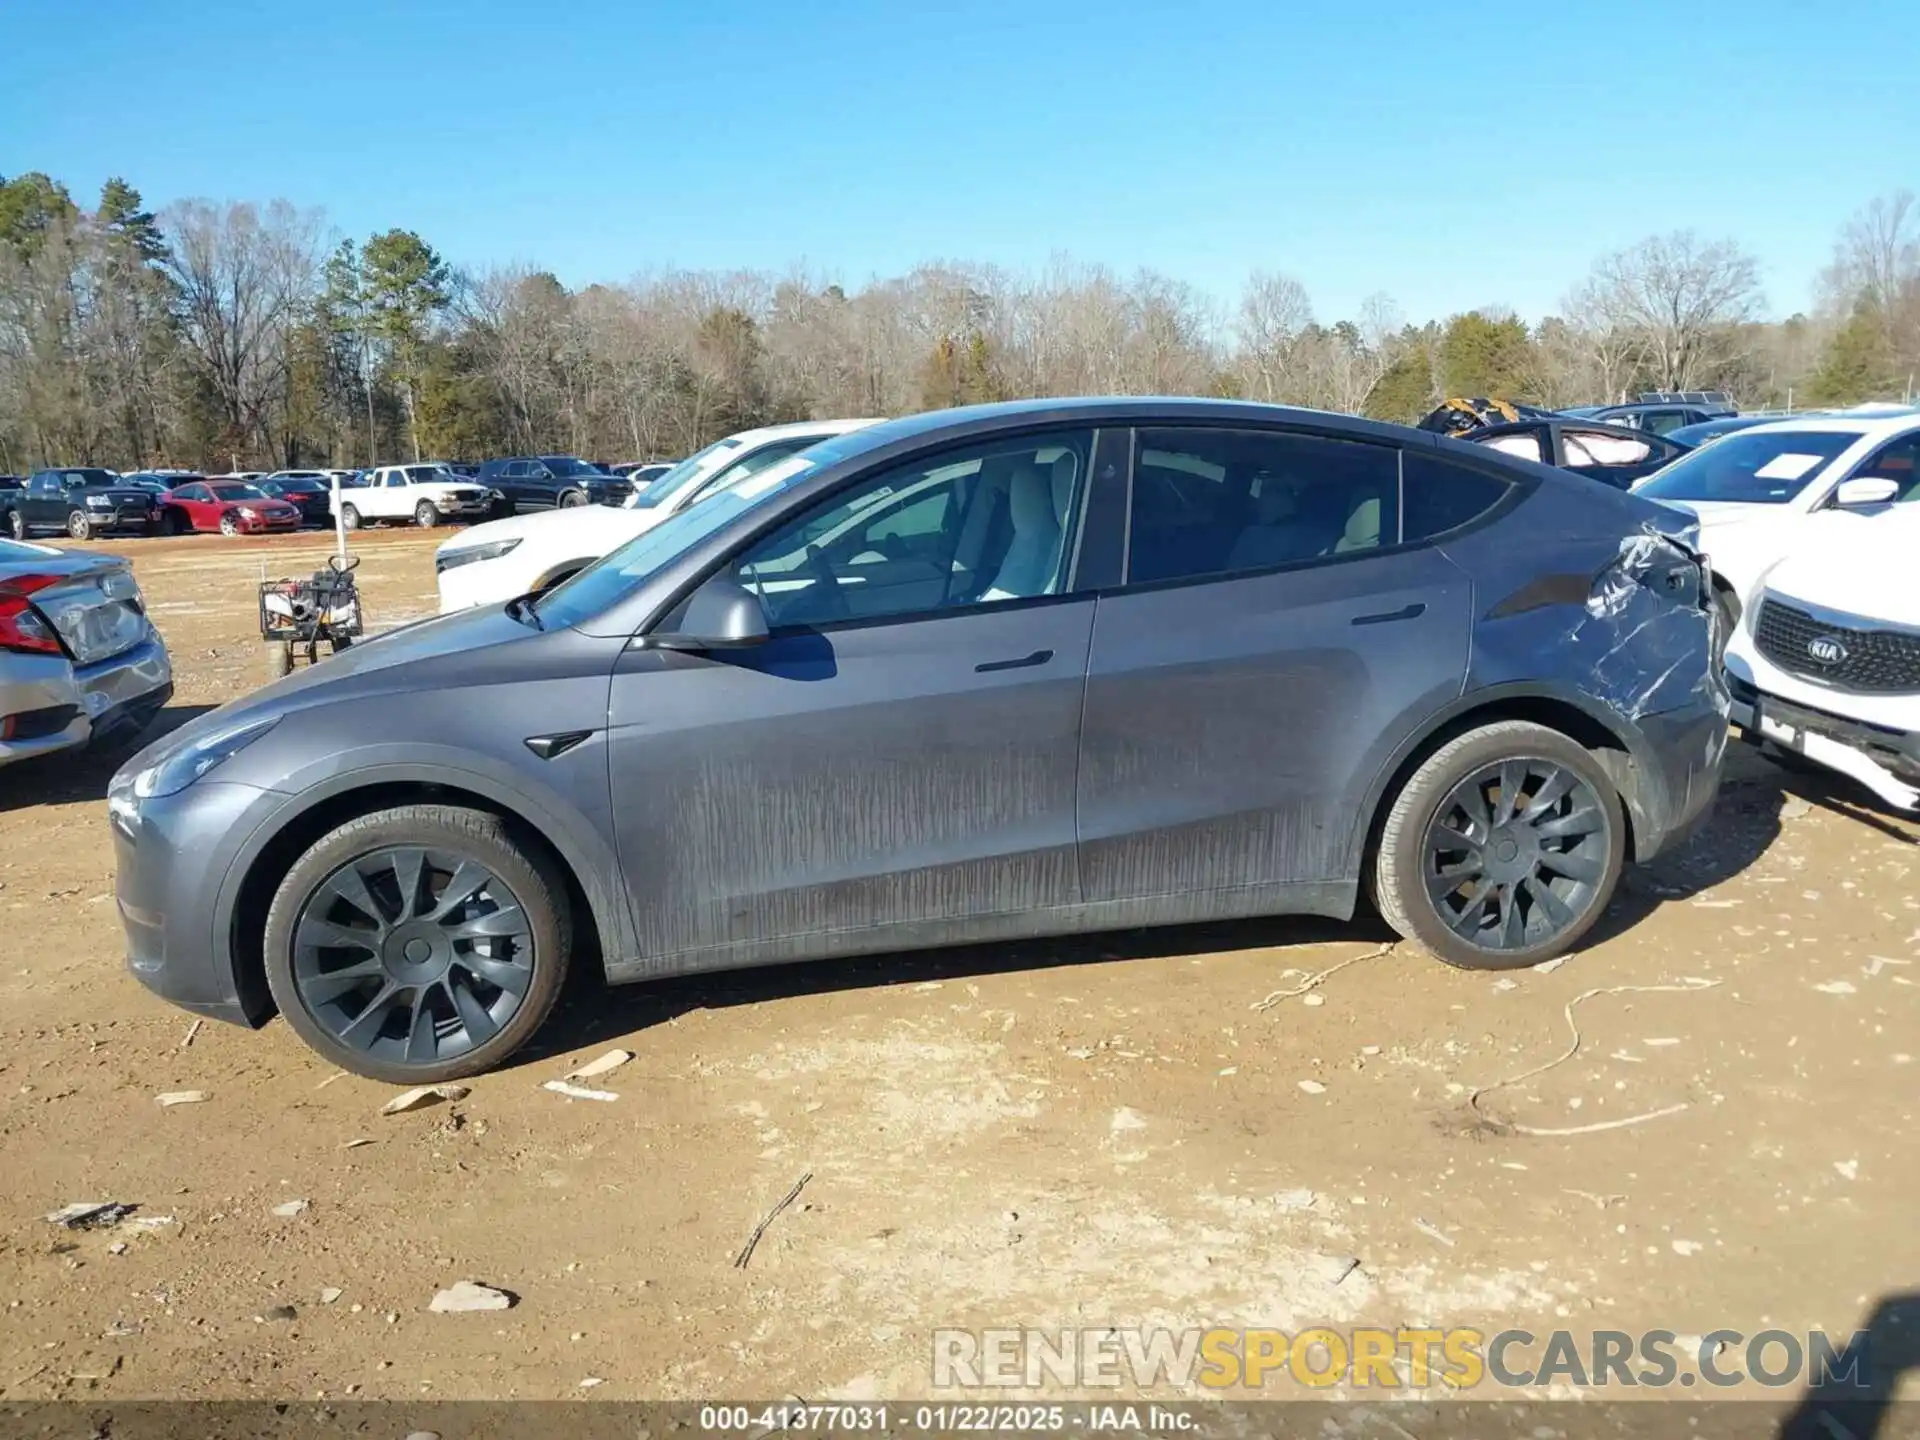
1372;720;1625;970
7;508;24;540
219;511;239;536
262;805;571;1083
67;508;92;541
414;500;438;527
340;503;361;530
557;489;588;508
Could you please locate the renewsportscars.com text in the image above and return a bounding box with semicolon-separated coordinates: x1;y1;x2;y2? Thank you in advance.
932;1327;1874;1392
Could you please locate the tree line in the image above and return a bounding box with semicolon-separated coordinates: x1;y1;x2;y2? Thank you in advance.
1;171;1916;473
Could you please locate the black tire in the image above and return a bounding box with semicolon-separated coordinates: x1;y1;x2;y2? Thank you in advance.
6;509;25;541
414;500;438;527
1371;720;1627;971
263;804;572;1083
219;512;239;537
67;509;93;541
557;489;588;508
266;644;292;681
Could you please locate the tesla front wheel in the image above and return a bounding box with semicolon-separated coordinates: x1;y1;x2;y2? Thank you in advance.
262;805;572;1083
1372;721;1625;971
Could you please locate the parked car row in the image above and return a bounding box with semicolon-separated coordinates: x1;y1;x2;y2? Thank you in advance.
0;393;1903;1089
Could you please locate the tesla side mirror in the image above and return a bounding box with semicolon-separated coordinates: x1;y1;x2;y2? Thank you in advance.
1834;476;1899;507
646;576;769;651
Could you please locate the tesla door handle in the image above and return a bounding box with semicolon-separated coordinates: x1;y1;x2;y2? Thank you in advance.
1351;603;1426;627
975;649;1054;673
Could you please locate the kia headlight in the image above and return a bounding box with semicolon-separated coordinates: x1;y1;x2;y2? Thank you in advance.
131;715;281;799
436;537;522;573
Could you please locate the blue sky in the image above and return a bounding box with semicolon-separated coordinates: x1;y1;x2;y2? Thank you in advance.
4;0;1915;324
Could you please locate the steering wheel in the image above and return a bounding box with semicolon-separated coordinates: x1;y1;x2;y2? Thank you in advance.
796;544;851;624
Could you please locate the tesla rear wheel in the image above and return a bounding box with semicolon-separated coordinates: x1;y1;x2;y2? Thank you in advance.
67;509;92;541
1372;721;1625;971
263;805;572;1083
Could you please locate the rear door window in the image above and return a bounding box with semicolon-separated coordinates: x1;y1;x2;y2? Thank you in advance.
1475;430;1545;463
1563;429;1654;468
1126;428;1401;585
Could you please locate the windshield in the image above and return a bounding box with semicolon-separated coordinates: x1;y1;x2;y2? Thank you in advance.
629;438;742;509
274;477;326;492
210;483;269;501
405;465;455;484
532;452;823;628
1634;430;1861;505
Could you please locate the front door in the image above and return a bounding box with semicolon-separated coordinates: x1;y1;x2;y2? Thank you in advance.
606;428;1099;966
1076;426;1475;905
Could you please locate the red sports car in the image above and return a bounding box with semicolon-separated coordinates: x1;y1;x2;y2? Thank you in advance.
161;480;303;536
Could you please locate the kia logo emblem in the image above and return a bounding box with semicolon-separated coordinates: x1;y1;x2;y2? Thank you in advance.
1806;635;1848;665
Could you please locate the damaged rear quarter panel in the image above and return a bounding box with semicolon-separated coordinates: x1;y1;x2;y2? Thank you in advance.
1436;476;1729;840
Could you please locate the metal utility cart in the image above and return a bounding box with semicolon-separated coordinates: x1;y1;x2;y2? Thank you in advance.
258;473;364;680
259;552;362;679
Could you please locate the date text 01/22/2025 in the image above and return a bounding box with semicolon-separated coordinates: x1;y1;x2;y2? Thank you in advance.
697;1403;1197;1432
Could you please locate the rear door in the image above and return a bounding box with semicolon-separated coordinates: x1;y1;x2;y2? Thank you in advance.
174;483;210;528
24;473;62;527
605;427;1098;963
1076;426;1476;906
1560;426;1678;487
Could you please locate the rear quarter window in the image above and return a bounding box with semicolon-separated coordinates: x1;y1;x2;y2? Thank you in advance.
1402;450;1516;542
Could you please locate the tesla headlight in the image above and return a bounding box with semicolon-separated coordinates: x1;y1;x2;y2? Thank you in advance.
435;537;522;573
132;715;281;799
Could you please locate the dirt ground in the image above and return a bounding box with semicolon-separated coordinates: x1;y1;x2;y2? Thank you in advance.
0;528;1916;1408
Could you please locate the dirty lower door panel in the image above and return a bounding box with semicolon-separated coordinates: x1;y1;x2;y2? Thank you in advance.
1075;550;1473;903
607;600;1095;964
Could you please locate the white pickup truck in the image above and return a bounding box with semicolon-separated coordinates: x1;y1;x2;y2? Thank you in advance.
333;464;493;529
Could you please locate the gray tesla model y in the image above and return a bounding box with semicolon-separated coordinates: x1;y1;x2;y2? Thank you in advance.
110;398;1727;1081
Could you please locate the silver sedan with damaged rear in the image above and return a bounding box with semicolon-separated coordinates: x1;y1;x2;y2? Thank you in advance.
109;398;1727;1083
1;538;173;766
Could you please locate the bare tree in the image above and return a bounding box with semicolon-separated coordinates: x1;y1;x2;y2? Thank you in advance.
1821;191;1919;318
163;199;324;460
1235;271;1313;401
1574;231;1763;392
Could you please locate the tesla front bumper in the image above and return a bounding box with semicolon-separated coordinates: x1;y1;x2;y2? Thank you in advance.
109;775;282;1025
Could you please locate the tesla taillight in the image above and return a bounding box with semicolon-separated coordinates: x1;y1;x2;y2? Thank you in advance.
0;573;63;655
